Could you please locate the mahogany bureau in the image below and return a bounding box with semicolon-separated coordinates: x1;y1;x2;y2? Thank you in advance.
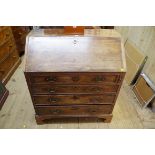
24;29;126;124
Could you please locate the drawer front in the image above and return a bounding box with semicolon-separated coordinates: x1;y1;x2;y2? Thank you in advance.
32;84;119;95
0;39;15;61
0;50;19;80
0;27;12;45
35;105;113;116
29;73;121;84
33;94;116;105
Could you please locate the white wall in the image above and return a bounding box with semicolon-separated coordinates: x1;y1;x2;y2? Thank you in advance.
115;26;155;82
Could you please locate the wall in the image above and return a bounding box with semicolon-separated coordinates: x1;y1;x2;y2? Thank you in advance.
115;26;155;82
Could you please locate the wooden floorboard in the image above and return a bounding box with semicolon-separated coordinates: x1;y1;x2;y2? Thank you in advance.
78;118;99;129
0;58;155;128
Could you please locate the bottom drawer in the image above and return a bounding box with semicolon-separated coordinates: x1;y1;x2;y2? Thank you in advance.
35;105;113;116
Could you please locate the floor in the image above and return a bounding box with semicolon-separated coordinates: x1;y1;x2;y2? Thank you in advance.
1;58;155;129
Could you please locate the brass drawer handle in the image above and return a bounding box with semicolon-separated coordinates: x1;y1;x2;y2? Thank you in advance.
49;88;55;93
49;98;59;103
72;76;79;82
107;94;113;97
45;76;57;82
50;109;61;114
91;87;101;92
91;97;101;103
71;107;79;110
94;76;105;82
88;109;97;113
73;95;79;100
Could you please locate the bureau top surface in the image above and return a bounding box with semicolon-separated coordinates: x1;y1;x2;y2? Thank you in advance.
25;29;126;72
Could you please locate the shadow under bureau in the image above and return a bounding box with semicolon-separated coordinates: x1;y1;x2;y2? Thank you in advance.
24;29;126;124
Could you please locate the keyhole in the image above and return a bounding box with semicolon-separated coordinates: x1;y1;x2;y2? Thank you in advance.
73;40;77;44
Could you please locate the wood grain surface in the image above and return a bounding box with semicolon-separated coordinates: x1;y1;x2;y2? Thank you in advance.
25;29;126;72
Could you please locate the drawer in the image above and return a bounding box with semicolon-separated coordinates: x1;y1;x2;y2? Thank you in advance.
29;73;121;84
0;50;19;80
0;39;15;62
33;94;116;105
0;27;12;46
35;105;113;116
31;84;119;94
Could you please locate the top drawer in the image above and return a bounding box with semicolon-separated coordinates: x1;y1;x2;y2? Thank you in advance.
28;73;122;84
